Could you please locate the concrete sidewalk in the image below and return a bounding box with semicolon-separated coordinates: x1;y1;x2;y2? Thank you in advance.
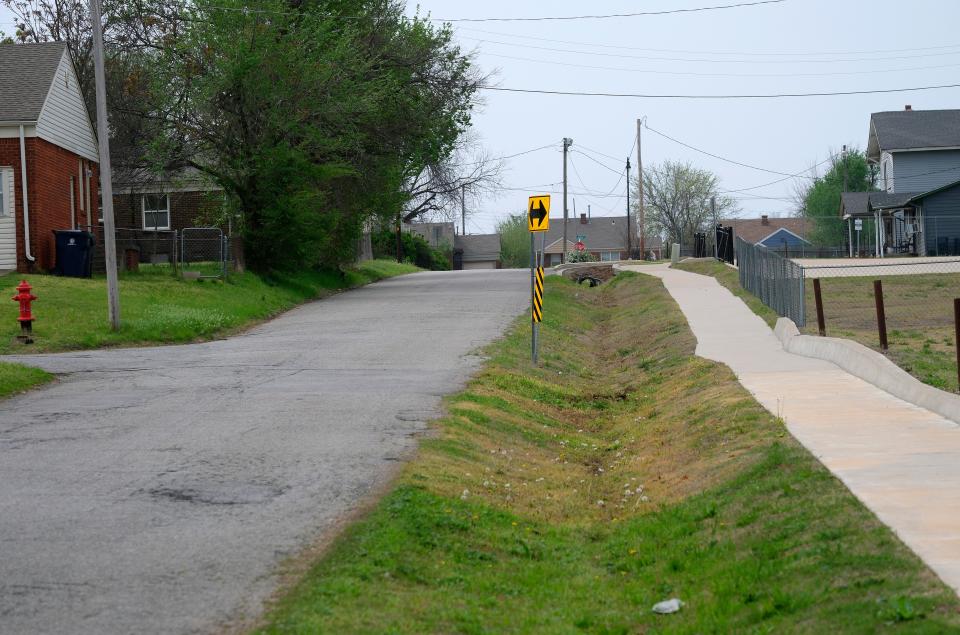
622;263;960;595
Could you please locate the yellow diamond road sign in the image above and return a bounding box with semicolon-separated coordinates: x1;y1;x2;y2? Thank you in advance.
528;195;550;232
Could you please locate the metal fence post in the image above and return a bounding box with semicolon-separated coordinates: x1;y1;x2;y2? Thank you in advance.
814;278;825;336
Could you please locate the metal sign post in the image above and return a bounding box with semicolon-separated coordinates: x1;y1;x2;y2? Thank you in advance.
855;218;863;257
528;195;550;364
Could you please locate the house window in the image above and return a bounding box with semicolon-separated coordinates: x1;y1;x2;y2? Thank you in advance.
142;194;170;230
600;251;620;261
0;167;12;216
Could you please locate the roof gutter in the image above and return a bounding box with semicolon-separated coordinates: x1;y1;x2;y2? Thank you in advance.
18;125;35;263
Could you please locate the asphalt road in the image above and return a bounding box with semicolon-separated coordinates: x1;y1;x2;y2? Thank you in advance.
0;269;527;634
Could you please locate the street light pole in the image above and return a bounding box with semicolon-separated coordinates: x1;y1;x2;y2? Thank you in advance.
88;0;120;330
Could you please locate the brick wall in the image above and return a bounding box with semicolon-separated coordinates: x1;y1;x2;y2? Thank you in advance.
0;136;97;272
112;188;223;231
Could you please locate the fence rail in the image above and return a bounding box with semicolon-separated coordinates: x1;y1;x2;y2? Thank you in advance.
736;236;806;326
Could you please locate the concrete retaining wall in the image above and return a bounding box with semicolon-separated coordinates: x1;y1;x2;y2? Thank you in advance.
774;317;960;425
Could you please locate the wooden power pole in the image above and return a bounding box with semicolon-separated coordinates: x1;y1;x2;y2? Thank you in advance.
562;137;573;264
636;118;645;260
89;0;120;330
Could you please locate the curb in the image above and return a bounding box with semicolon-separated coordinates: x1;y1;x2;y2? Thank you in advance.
774;317;960;426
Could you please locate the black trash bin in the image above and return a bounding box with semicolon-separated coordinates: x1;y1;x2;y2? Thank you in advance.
53;230;96;277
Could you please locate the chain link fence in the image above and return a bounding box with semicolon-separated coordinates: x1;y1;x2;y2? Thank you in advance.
736;236;806;326
180;227;229;279
802;258;960;390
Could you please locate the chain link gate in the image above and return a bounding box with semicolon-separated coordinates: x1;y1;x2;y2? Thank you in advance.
180;227;228;279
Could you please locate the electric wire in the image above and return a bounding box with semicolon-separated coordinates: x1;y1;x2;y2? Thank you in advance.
484;83;960;100
480;52;960;79
456;26;960;58
434;0;785;23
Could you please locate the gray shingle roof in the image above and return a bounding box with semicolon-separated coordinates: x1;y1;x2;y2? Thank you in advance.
541;216;634;253
0;42;66;122
840;191;920;216
868;109;960;159
455;234;500;261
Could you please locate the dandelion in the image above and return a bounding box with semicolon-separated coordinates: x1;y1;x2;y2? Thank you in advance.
460;489;470;501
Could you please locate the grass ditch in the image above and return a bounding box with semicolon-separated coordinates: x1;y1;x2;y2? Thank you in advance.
258;272;960;633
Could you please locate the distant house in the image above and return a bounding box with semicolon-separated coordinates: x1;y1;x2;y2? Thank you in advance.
541;214;636;266
454;233;500;269
726;215;811;249
0;42;100;271
402;221;454;250
840;106;960;256
112;167;224;232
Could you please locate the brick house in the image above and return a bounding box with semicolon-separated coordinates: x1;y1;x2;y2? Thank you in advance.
112;167;225;232
0;42;100;272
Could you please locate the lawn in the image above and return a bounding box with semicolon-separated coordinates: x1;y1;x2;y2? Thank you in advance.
802;273;960;393
0;259;418;398
675;260;960;393
258;272;960;633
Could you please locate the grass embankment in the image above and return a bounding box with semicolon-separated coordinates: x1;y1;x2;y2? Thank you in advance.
674;260;960;393
260;273;960;633
0;259;418;397
803;274;960;393
672;259;779;327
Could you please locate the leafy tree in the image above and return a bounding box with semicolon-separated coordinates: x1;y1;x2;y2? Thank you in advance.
497;213;530;269
795;149;875;246
146;0;481;271
634;161;736;246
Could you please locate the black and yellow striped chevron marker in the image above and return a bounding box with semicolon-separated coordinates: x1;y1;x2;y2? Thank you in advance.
533;266;544;323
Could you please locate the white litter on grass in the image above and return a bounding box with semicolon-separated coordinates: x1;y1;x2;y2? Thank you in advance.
652;598;683;614
460;489;470;500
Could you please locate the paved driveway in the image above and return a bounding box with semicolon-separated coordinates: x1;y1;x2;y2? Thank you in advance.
0;269;527;634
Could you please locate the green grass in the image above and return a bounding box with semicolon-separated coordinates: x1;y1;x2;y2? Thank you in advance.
672;259;780;327
0;259;419;354
802;274;960;392
0;362;53;399
258;273;960;634
674;261;960;393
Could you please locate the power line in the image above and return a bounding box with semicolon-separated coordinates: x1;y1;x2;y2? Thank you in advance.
571;150;624;176
435;0;785;23
463;36;960;65
719;158;833;193
481;51;960;79
644;123;818;178
575;144;629;163
459;142;556;166
457;26;960;58
483;82;960;100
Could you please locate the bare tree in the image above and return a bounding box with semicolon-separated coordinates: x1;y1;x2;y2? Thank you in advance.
401;141;502;224
635;160;737;246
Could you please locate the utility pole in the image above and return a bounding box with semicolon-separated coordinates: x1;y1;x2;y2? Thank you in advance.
625;157;632;258
562;137;573;264
89;0;120;330
461;185;466;236
711;195;717;259
636;118;645;260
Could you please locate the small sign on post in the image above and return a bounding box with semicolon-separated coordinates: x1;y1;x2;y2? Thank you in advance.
528;195;550;364
528;196;550;232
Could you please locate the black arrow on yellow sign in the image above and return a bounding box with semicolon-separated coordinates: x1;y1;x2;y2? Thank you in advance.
528;195;550;232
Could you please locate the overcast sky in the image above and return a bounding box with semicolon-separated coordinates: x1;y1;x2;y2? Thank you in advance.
407;0;960;233
3;1;959;234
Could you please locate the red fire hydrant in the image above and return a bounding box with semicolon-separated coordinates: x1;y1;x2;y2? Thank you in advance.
12;280;36;344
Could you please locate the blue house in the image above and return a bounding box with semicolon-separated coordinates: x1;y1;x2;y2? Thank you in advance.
840;107;960;256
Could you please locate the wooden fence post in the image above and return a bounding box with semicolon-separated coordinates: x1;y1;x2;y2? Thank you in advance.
954;298;960;391
814;278;825;336
874;279;888;351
